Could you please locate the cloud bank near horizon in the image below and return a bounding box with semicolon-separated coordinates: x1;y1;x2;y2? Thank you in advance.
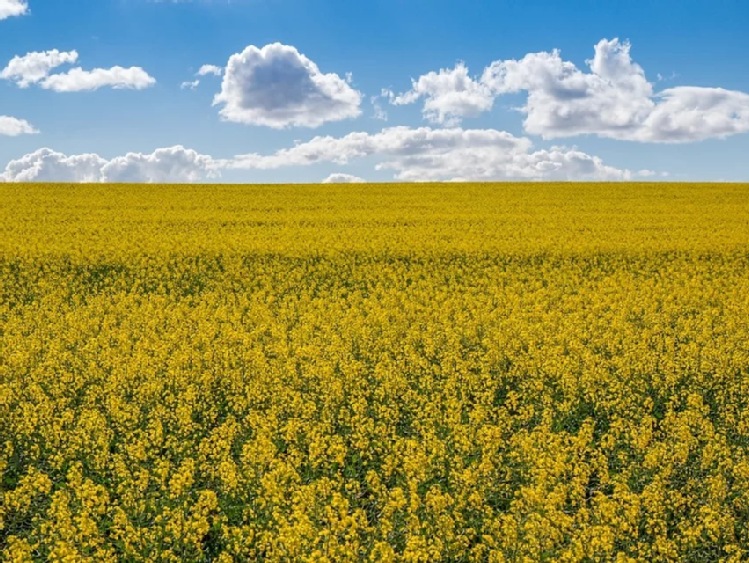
1;126;662;183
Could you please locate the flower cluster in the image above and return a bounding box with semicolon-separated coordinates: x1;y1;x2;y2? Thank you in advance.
1;183;749;561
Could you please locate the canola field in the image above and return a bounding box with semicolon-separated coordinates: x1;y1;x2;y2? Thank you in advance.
2;182;749;562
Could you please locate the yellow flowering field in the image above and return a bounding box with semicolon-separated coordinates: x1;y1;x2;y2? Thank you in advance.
2;182;749;562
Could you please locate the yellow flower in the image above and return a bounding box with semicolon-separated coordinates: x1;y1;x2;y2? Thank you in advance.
2;182;749;560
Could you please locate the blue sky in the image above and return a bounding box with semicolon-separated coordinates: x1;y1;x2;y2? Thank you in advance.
1;0;748;182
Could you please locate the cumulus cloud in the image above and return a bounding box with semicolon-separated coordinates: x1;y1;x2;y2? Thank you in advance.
40;66;155;92
1;50;79;88
213;42;362;128
229;126;632;181
481;39;664;141
198;64;223;77
1;146;217;183
0;116;37;136
637;87;749;142
231;126;528;169
179;64;222;90
1;149;107;182
2;127;639;183
102;146;218;183
392;38;749;142
1;49;155;91
390;62;494;125
322;173;366;184
0;0;27;20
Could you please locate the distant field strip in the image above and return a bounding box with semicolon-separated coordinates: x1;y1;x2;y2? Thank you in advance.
1;183;749;561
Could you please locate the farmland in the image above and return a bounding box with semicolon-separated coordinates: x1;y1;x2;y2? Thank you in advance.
2;183;749;561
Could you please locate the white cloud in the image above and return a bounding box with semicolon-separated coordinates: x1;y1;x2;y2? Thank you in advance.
1;49;155;92
198;64;223;77
638;87;749;142
393;38;749;143
1;146;217;183
230;126;631;181
0;0;27;20
1;50;79;88
102;146;218;183
40;66;155;92
213;42;362;128
2;128;635;183
371;95;388;121
0;115;37;136
482;39;657;140
1;149;107;182
231;126;529;169
390;62;495;125
179;65;222;91
322;173;366;184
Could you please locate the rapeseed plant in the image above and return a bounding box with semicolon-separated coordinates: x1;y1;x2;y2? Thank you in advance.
1;183;748;561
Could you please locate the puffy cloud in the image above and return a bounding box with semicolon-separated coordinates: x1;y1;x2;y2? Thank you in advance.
40;66;155;92
2;128;636;183
231;126;529;169
1;49;155;91
0;0;27;20
213;42;362;128
102;146;218;183
230;126;631;181
1;149;107;182
393;38;749;142
482;39;657;140
1;146;217;183
638;87;749;142
180;65;222;91
198;64;223;77
0;115;37;136
390;62;495;125
322;173;366;184
374;141;630;182
179;64;222;90
1;50;79;88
